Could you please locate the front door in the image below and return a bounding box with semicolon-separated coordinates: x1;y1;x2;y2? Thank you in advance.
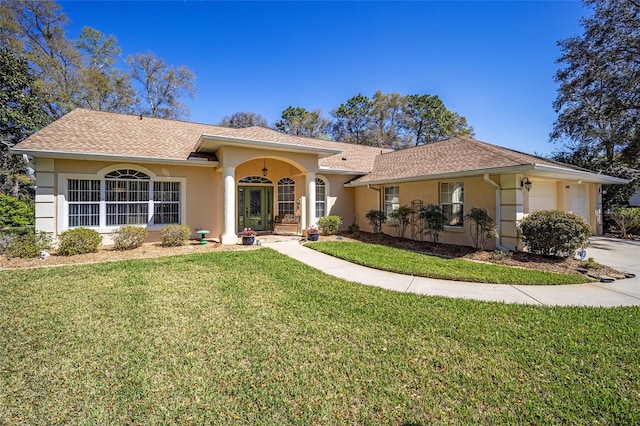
238;186;272;232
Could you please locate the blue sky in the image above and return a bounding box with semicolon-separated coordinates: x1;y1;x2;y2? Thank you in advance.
59;1;587;156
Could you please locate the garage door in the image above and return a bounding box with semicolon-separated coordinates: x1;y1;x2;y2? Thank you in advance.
528;181;557;212
571;185;590;223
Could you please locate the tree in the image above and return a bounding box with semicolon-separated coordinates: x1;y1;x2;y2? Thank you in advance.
75;27;134;113
274;106;330;138
218;111;268;128
331;93;374;145
0;49;47;200
369;91;405;148
419;204;447;244
127;51;196;119
552;0;640;165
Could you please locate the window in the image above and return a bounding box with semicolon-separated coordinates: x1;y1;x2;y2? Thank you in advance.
278;178;295;215
440;181;464;226
315;178;326;218
68;179;100;227
384;186;399;216
105;169;149;226
65;168;183;230
153;181;180;224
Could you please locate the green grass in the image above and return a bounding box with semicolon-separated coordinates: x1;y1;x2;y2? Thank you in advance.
1;249;638;424
307;241;590;285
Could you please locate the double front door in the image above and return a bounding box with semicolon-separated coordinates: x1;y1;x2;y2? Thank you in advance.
238;186;273;232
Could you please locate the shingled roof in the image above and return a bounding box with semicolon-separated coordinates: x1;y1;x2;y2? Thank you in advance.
13;108;388;172
348;136;605;185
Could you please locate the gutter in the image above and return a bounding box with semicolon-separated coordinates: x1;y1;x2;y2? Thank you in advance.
483;174;510;252
367;184;381;210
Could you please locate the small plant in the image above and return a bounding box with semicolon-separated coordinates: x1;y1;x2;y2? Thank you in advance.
317;215;343;235
579;257;602;270
306;226;320;235
240;228;257;237
160;224;191;247
5;232;51;259
490;250;512;262
365;209;386;234
520;210;591;257
419;204;447;244
464;207;496;250
348;222;360;238
388;206;412;238
57;227;102;256
112;225;148;250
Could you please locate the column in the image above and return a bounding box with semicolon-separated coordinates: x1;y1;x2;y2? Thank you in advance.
306;172;316;230
220;166;237;245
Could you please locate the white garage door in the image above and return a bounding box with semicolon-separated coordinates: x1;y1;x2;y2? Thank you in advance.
571;185;590;223
528;181;557;212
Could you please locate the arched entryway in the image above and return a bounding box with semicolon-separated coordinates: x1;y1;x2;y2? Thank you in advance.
237;176;273;232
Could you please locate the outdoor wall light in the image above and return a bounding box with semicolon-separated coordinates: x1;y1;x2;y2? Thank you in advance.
521;177;532;191
262;158;268;177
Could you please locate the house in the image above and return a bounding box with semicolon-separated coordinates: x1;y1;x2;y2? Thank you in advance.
11;108;627;251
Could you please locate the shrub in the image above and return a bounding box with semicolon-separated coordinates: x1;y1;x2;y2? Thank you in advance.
464;207;496;250
365;209;386;234
57;228;102;256
0;194;34;228
160;224;191;247
388;206;412;238
5;232;52;259
317;215;343;235
520;210;591;257
348;222;360;238
608;207;640;237
419;204;447;244
112;225;148;250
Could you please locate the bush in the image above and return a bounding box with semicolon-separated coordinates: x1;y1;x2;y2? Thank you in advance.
0;194;34;228
348;222;360;238
160;224;191;247
520;210;591;257
365;210;386;234
464;207;496;250
388;206;412;238
608;207;640;237
4;232;52;259
317;215;343;235
419;204;447;244
112;225;148;250
57;228;102;256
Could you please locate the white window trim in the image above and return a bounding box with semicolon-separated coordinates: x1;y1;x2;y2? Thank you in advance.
315;175;329;218
57;164;186;234
440;180;464;228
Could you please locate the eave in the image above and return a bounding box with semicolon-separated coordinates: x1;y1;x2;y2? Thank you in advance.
196;134;342;158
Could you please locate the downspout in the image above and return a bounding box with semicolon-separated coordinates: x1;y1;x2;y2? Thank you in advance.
484;174;510;251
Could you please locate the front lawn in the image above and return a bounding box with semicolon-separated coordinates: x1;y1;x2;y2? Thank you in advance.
307;241;589;285
1;250;638;424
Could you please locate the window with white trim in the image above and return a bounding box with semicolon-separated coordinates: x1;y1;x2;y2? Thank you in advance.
440;181;464;226
315;178;326;218
68;179;101;227
66;168;182;229
105;169;150;225
384;186;399;216
278;178;295;215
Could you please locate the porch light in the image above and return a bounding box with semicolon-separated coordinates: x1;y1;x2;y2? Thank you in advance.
521;177;532;192
262;159;268;177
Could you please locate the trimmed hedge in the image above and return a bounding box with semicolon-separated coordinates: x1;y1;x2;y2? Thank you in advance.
160;224;191;247
112;225;148;250
57;228;103;256
520;210;591;257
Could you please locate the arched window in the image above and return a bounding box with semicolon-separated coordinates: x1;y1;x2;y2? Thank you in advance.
105;169;150;225
278;177;295;215
239;176;273;184
315;177;327;218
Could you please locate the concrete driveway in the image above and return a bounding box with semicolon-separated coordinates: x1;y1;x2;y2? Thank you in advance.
265;236;640;307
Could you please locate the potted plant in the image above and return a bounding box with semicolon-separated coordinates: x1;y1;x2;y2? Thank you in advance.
240;228;257;245
306;226;320;241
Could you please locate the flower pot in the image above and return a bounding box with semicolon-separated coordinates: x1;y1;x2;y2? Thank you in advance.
242;236;255;245
307;233;320;242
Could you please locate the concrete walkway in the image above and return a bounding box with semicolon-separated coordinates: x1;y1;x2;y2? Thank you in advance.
262;237;640;307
